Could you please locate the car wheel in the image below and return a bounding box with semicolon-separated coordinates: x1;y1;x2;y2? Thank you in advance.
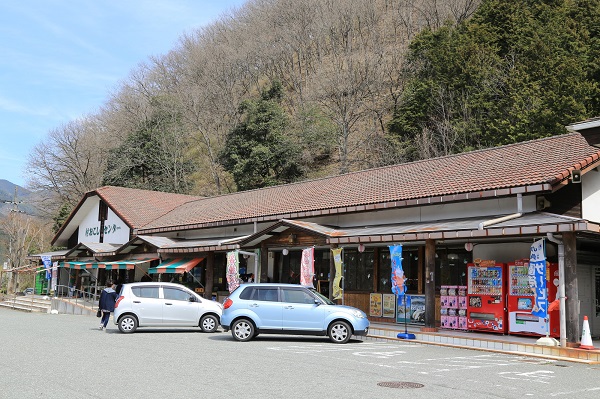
118;315;138;334
200;314;218;333
231;318;254;342
328;320;351;344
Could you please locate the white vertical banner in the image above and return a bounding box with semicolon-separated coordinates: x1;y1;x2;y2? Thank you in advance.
529;239;547;319
41;255;52;280
300;247;315;287
51;261;58;292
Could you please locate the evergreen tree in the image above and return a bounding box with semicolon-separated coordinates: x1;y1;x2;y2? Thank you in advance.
389;0;600;160
220;81;305;191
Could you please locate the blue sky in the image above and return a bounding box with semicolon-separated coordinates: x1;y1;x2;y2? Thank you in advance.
0;0;247;187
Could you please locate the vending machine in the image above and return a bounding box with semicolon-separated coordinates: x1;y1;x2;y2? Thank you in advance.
507;260;559;337
467;261;507;334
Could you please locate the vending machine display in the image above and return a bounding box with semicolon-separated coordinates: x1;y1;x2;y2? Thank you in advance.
507;260;559;337
467;261;507;334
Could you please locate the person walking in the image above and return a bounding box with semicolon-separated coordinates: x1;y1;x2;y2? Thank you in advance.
98;280;118;331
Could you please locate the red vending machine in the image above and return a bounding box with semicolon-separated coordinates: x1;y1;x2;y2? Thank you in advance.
507;260;559;337
467;260;507;334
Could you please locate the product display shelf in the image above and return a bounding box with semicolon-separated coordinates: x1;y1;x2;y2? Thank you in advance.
440;285;467;330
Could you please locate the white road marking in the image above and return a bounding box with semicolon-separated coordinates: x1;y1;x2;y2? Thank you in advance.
497;370;554;384
549;387;600;397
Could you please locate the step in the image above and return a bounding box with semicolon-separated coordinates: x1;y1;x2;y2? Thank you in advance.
0;302;47;313
12;298;52;306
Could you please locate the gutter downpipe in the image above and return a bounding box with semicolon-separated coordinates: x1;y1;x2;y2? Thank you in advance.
546;233;567;348
478;193;523;230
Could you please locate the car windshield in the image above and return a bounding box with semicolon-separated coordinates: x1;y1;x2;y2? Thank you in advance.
308;288;335;305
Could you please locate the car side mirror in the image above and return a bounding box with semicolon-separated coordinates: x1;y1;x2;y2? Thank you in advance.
314;299;321;306
189;296;197;302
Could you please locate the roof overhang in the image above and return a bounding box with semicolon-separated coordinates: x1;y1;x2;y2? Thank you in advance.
327;212;600;245
26;249;70;261
155;235;250;255
231;213;600;249
64;242;122;258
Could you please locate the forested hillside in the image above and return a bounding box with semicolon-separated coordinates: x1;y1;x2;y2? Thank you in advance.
24;0;600;224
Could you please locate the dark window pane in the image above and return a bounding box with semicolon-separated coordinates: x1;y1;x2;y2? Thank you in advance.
132;286;159;299
163;287;191;301
343;249;374;291
257;288;278;302
282;288;315;304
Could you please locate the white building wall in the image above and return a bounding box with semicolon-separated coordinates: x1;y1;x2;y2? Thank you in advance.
582;168;600;223
472;242;556;264
77;202;130;244
311;195;537;228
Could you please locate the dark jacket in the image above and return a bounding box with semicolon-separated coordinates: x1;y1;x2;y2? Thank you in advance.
99;287;118;312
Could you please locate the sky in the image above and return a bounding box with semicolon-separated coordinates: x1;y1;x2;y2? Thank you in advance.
0;0;248;187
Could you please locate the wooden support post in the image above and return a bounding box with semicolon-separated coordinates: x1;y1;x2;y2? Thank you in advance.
260;243;269;283
204;252;214;300
563;232;580;345
424;239;437;330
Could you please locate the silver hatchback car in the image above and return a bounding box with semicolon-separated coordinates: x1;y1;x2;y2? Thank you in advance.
113;282;223;333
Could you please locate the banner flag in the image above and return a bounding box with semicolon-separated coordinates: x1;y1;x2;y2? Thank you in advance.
529;239;547;318
331;248;343;300
41;255;52;280
226;250;240;293
300;247;315;287
51;261;58;292
389;245;406;297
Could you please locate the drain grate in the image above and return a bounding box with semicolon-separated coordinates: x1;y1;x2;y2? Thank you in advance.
377;381;425;389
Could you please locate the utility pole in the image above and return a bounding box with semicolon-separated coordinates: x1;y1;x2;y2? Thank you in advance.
3;186;24;293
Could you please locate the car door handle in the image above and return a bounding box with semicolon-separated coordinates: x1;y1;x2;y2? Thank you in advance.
249;303;258;307
284;306;294;309
133;301;141;303
165;303;173;305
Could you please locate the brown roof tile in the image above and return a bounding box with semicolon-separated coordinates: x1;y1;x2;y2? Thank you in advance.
138;133;600;232
95;186;203;228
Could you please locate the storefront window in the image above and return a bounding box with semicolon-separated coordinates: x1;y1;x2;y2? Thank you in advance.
435;248;470;289
213;253;226;291
313;249;330;281
378;248;418;294
343;249;373;291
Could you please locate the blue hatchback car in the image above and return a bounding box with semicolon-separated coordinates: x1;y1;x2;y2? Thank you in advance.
221;283;369;343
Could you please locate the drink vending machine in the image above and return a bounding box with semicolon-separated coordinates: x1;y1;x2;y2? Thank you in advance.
467;261;507;334
507;259;559;337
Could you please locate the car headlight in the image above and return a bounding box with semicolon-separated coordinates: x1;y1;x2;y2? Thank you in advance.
351;309;365;318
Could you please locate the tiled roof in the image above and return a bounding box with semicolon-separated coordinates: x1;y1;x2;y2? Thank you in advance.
95;186;203;228
138;133;600;232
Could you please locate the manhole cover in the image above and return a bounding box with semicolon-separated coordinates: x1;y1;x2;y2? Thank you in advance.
377;381;424;389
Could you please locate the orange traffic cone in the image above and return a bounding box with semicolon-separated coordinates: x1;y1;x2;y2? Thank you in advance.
579;316;596;350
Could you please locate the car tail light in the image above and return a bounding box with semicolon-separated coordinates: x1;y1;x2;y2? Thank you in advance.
115;296;124;308
223;298;233;309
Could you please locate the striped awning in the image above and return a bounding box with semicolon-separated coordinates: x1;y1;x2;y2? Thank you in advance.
101;258;159;270
62;258;159;270
148;258;204;274
63;261;99;270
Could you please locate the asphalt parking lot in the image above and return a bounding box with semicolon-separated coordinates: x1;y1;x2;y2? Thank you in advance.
2;309;600;399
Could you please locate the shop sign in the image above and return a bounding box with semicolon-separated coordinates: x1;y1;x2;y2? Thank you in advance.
529;239;547;318
369;293;382;317
396;294;425;324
